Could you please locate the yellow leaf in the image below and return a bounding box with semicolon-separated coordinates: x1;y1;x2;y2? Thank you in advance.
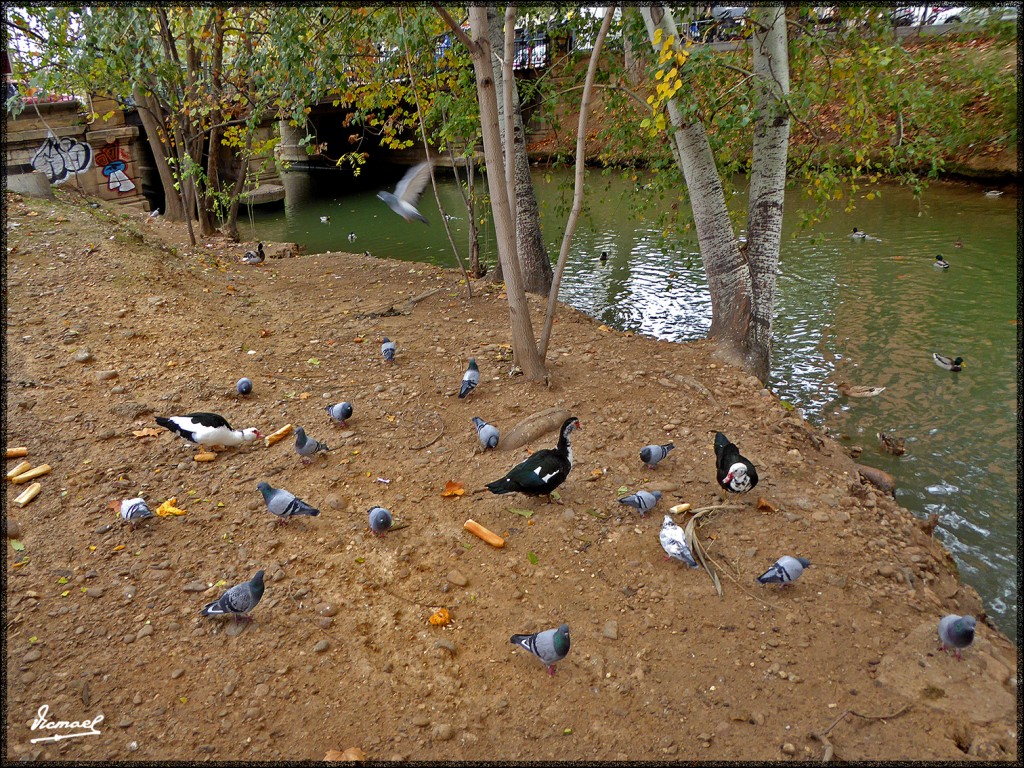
112;545;126;552
653;28;663;44
156;498;187;516
88;546;97;551
133;427;162;438
441;481;465;498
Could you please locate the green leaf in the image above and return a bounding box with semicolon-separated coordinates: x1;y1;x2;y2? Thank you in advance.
29;636;38;644
57;576;68;584
527;552;539;565
307;357;321;367
510;508;534;518
616;485;630;496
549;491;561;501
11;540;25;551
355;556;365;564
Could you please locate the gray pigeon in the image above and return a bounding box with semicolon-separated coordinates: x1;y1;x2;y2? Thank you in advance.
472;416;499;450
618;489;662;516
257;481;321;523
325;401;353;427
510;623;571;675
756;555;811;586
294;427;330;464
459;358;480;399
377;161;431;224
200;570;265;621
119;497;153;527
368;506;393;536
640;442;675;469
659;515;698;567
381;337;396;363
938;614;976;660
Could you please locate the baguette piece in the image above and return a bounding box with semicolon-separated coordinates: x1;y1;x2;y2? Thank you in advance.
6;447;29;459
11;464;51;483
264;423;293;447
464;518;505;548
14;482;42;507
7;461;31;480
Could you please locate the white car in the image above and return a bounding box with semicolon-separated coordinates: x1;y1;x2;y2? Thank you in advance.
892;6;968;26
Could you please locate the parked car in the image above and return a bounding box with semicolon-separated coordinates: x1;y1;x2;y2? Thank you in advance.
891;6;968;26
960;5;1017;24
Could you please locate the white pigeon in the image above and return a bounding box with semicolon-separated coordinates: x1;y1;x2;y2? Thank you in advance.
618;489;662;516
472;416;499;450
659;515;698;567
756;555;811;586
155;413;262;450
377;161;431;224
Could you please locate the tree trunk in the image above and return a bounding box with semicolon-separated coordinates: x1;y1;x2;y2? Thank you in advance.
467;6;546;381
745;5;791;382
639;6;752;366
132;87;184;221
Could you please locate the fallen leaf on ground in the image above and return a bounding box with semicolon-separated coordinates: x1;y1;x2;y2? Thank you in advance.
441;481;465;498
156;498;187;516
132;428;161;438
757;497;777;512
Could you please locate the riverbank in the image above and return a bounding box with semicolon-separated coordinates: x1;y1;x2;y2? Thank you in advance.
3;188;1017;761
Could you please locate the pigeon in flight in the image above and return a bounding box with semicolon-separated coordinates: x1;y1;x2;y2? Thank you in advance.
368;506;393;536
381;337;396;363
119;497;154;528
659;515;698;567
756;555;811;587
640;442;675;469
257;481;321;524
459;358;480;399
618;489;662;516
510;623;571;675
200;570;265;621
325;401;354;427
377;161;431;224
938;614;976;661
472;417;499;451
294;427;330;464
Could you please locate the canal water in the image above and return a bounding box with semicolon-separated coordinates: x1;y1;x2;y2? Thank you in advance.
251;167;1019;641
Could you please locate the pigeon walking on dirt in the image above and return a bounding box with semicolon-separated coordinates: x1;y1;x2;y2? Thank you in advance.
459;358;480;399
119;497;154;528
510;623;571;675
257;481;321;524
155;413;262;453
618;489;662;516
200;570;265;622
294;427;330;464
714;431;759;496
377;161;431;224
368;506;393;536
640;442;675;469
381;337;396;363
659;515;698;567
325;401;353;427
756;555;811;587
472;417;500;450
938;614;976;661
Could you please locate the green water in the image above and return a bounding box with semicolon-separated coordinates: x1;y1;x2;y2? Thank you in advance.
251;168;1019;642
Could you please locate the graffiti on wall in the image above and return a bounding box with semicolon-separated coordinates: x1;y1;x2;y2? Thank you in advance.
30;135;93;184
95;139;136;193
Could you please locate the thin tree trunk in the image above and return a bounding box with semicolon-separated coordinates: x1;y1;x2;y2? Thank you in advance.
132;87;184;221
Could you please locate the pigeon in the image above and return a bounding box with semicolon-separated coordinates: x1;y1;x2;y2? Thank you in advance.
257;481;320;523
368;506;393;536
714;432;759;495
155;413;262;451
933;353;964;371
618;489;662;516
458;358;480;399
320;215;331;223
934;254;950;269
984;189;1003;197
200;570;265;621
381;337;396;363
510;623;571;675
640;442;675;469
236;377;253;395
325;401;353;427
659;515;698;567
242;242;265;264
849;227;868;240
472;416;499;450
119;497;153;527
486;417;581;499
146;208;161;221
938;614;976;661
756;555;811;586
294;427;330;464
348;232;357;241
377;161;431;224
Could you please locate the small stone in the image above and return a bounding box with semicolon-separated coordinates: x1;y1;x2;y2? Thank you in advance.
603;621;618;640
434;639;456;655
21;671;36;685
23;649;42;663
136;625;154;640
412;715;430;728
97;429;116;440
110;385;126;394
123;634;135;644
434;723;454;741
95;524;113;535
314;640;330;653
171;668;184;679
6;520;22;539
812;511;830;523
118;718;133;728
182;581;208;592
318;618;334;630
318;604;338;617
224;682;236;696
447;570;468;587
86;587;104;598
781;743;796;755
254;683;270;698
96;370;118;381
75;349;93;363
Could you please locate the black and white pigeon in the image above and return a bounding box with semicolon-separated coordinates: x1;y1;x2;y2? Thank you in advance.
377;161;431;224
200;570;265;621
155;413;262;450
459;358;480;399
486;417;581;499
714;431;759;495
119;497;154;527
348;231;357;241
756;555;811;587
510;623;571;675
659;515;698;567
368;506;393;536
381;337;396;363
242;242;265;264
294;427;330;464
472;416;499;450
257;481;320;524
325;401;354;427
938;614;976;661
320;215;331;224
618;489;662;516
640;442;675;469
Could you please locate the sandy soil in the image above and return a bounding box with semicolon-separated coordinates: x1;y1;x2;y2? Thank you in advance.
3;188;1018;762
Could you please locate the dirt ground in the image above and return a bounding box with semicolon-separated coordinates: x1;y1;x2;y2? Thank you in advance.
3;188;1018;762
